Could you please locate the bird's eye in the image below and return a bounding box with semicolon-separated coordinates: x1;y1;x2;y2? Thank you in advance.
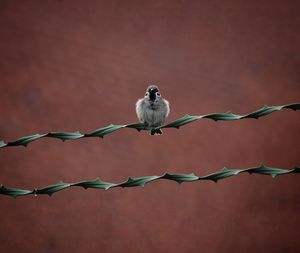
156;92;161;96
145;92;149;97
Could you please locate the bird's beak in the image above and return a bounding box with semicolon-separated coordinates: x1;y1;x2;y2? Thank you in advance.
149;90;156;101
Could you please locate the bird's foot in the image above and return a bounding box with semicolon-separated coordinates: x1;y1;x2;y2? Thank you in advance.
150;128;163;135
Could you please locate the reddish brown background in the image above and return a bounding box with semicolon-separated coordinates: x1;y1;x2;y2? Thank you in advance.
0;0;299;252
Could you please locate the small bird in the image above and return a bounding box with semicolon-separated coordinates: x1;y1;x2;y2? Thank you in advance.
136;85;170;135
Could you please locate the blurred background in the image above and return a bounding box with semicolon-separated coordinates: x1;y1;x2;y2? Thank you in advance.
0;0;299;252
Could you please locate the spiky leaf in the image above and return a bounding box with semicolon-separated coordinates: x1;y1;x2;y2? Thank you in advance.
118;176;160;187
0;186;32;197
7;134;46;147
162;173;199;183
35;182;71;196
203;112;241;121
86;124;125;138
246;165;292;178
73;178;116;190
201;168;242;182
47;131;84;140
163;115;200;129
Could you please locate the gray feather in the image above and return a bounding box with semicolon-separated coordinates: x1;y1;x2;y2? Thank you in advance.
136;86;170;134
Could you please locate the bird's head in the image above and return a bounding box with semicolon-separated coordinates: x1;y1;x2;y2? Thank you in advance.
144;85;161;105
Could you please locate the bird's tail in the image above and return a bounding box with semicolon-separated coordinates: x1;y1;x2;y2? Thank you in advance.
150;128;163;135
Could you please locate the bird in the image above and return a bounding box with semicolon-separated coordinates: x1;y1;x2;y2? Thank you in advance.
136;85;170;135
